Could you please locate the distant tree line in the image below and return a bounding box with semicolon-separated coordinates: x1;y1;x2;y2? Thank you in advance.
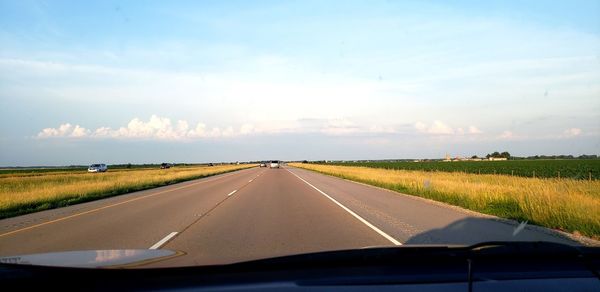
471;152;598;160
484;151;511;159
307;153;599;164
512;154;598;160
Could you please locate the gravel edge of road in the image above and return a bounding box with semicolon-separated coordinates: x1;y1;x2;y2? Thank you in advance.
290;166;600;247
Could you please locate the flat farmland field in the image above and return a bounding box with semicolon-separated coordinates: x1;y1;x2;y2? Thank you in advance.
0;164;254;219
330;159;600;180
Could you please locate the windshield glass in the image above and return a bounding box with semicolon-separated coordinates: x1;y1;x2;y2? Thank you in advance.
0;1;598;268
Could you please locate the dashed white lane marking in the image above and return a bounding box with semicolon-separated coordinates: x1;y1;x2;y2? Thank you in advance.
287;169;402;246
227;190;238;196
150;232;178;249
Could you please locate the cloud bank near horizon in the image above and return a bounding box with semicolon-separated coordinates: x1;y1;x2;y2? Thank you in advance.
36;115;584;142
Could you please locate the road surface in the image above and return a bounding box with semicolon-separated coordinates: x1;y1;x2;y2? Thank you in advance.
0;166;581;266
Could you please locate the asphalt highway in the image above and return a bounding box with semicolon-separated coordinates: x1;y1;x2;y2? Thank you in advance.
0;166;581;266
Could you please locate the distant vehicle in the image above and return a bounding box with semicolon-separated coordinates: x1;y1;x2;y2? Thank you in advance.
160;163;172;169
87;164;107;173
270;160;280;168
259;162;266;167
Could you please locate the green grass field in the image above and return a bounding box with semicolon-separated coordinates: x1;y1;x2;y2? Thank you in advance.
328;159;600;180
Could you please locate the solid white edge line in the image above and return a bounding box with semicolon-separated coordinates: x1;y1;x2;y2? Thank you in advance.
287;169;402;246
149;232;178;249
227;190;238;196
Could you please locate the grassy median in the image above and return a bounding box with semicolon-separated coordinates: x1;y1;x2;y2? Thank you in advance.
0;164;254;219
290;163;600;239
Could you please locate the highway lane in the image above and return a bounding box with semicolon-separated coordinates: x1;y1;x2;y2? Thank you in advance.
0;165;583;266
286;167;580;245
158;166;393;266
0;167;264;255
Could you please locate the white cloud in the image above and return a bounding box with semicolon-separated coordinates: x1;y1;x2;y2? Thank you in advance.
468;126;483;134
563;128;582;137
239;124;255;135
37;127;62;138
70;125;89;137
38;116;192;140
498;130;514;139
207;127;223;137
414;122;427;133
38;116;589;143
36;123;90;138
414;120;482;135
221;126;235;137
175;120;190;136
93;127;112;137
109;115;197;140
114;116;174;139
429;121;455;134
368;125;397;134
36;115;416;141
320;118;361;136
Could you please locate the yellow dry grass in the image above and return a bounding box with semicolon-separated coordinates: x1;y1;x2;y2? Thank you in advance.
290;163;600;238
0;164;254;218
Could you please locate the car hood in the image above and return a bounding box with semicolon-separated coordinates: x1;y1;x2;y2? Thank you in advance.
0;249;178;268
0;242;595;269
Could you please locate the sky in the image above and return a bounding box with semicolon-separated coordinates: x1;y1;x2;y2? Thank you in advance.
0;0;599;166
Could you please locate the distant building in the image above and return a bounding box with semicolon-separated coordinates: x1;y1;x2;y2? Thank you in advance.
444;153;486;162
488;157;507;161
443;153;451;162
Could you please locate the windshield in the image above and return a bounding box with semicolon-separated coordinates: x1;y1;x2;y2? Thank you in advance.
0;1;598;268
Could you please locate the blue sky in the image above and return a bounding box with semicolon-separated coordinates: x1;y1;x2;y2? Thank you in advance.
1;0;599;165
